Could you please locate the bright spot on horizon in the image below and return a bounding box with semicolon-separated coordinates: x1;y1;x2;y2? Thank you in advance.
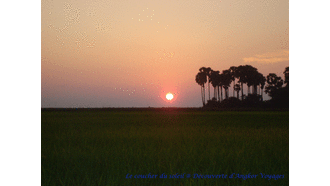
166;93;174;100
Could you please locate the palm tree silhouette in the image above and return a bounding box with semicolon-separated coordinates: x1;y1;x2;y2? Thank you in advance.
199;67;212;101
216;72;222;102
234;84;241;99
210;70;220;101
243;65;258;95
221;69;232;99
236;65;247;100
235;65;262;98
260;75;266;101
229;66;237;97
250;72;263;95
195;72;207;106
218;73;225;102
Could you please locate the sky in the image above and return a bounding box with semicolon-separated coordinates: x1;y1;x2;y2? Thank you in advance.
41;0;289;107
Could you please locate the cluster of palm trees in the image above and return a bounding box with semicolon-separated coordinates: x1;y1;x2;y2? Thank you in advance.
195;65;267;106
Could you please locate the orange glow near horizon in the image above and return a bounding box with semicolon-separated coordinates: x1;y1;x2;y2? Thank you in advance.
158;85;179;104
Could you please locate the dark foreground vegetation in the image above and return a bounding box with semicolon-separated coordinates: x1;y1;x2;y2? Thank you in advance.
42;109;288;186
42;107;288;112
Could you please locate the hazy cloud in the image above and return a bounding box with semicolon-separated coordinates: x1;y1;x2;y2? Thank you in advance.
243;50;289;64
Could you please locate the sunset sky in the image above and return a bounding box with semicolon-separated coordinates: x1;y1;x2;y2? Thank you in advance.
41;0;289;107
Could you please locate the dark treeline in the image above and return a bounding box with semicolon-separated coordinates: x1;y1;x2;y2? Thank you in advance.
195;65;289;108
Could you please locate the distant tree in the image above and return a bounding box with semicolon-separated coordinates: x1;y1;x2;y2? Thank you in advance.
265;68;288;107
284;67;289;87
265;73;284;99
195;72;207;106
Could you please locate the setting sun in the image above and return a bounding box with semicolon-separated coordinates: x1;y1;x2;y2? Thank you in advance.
166;93;174;100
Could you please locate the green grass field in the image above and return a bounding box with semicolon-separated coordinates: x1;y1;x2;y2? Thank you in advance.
42;109;289;186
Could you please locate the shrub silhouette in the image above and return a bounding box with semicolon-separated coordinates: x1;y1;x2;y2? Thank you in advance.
220;97;242;108
204;98;221;108
242;94;263;107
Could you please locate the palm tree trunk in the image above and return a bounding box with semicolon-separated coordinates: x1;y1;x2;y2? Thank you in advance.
253;85;257;95
208;81;211;101
221;86;223;102
214;87;216;100
201;86;204;106
203;85;206;105
241;83;243;100
217;86;220;102
233;79;235;97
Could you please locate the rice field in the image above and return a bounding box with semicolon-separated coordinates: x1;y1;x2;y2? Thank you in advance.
42;109;289;186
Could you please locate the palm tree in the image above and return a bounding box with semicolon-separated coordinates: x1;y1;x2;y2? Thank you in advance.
199;67;212;101
216;72;224;102
243;65;258;95
209;70;216;100
250;72;263;95
215;72;222;102
195;72;207;106
205;67;212;101
229;66;237;97
236;65;247;100
234;65;259;97
222;69;232;99
260;75;266;101
234;84;241;99
210;70;220;101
